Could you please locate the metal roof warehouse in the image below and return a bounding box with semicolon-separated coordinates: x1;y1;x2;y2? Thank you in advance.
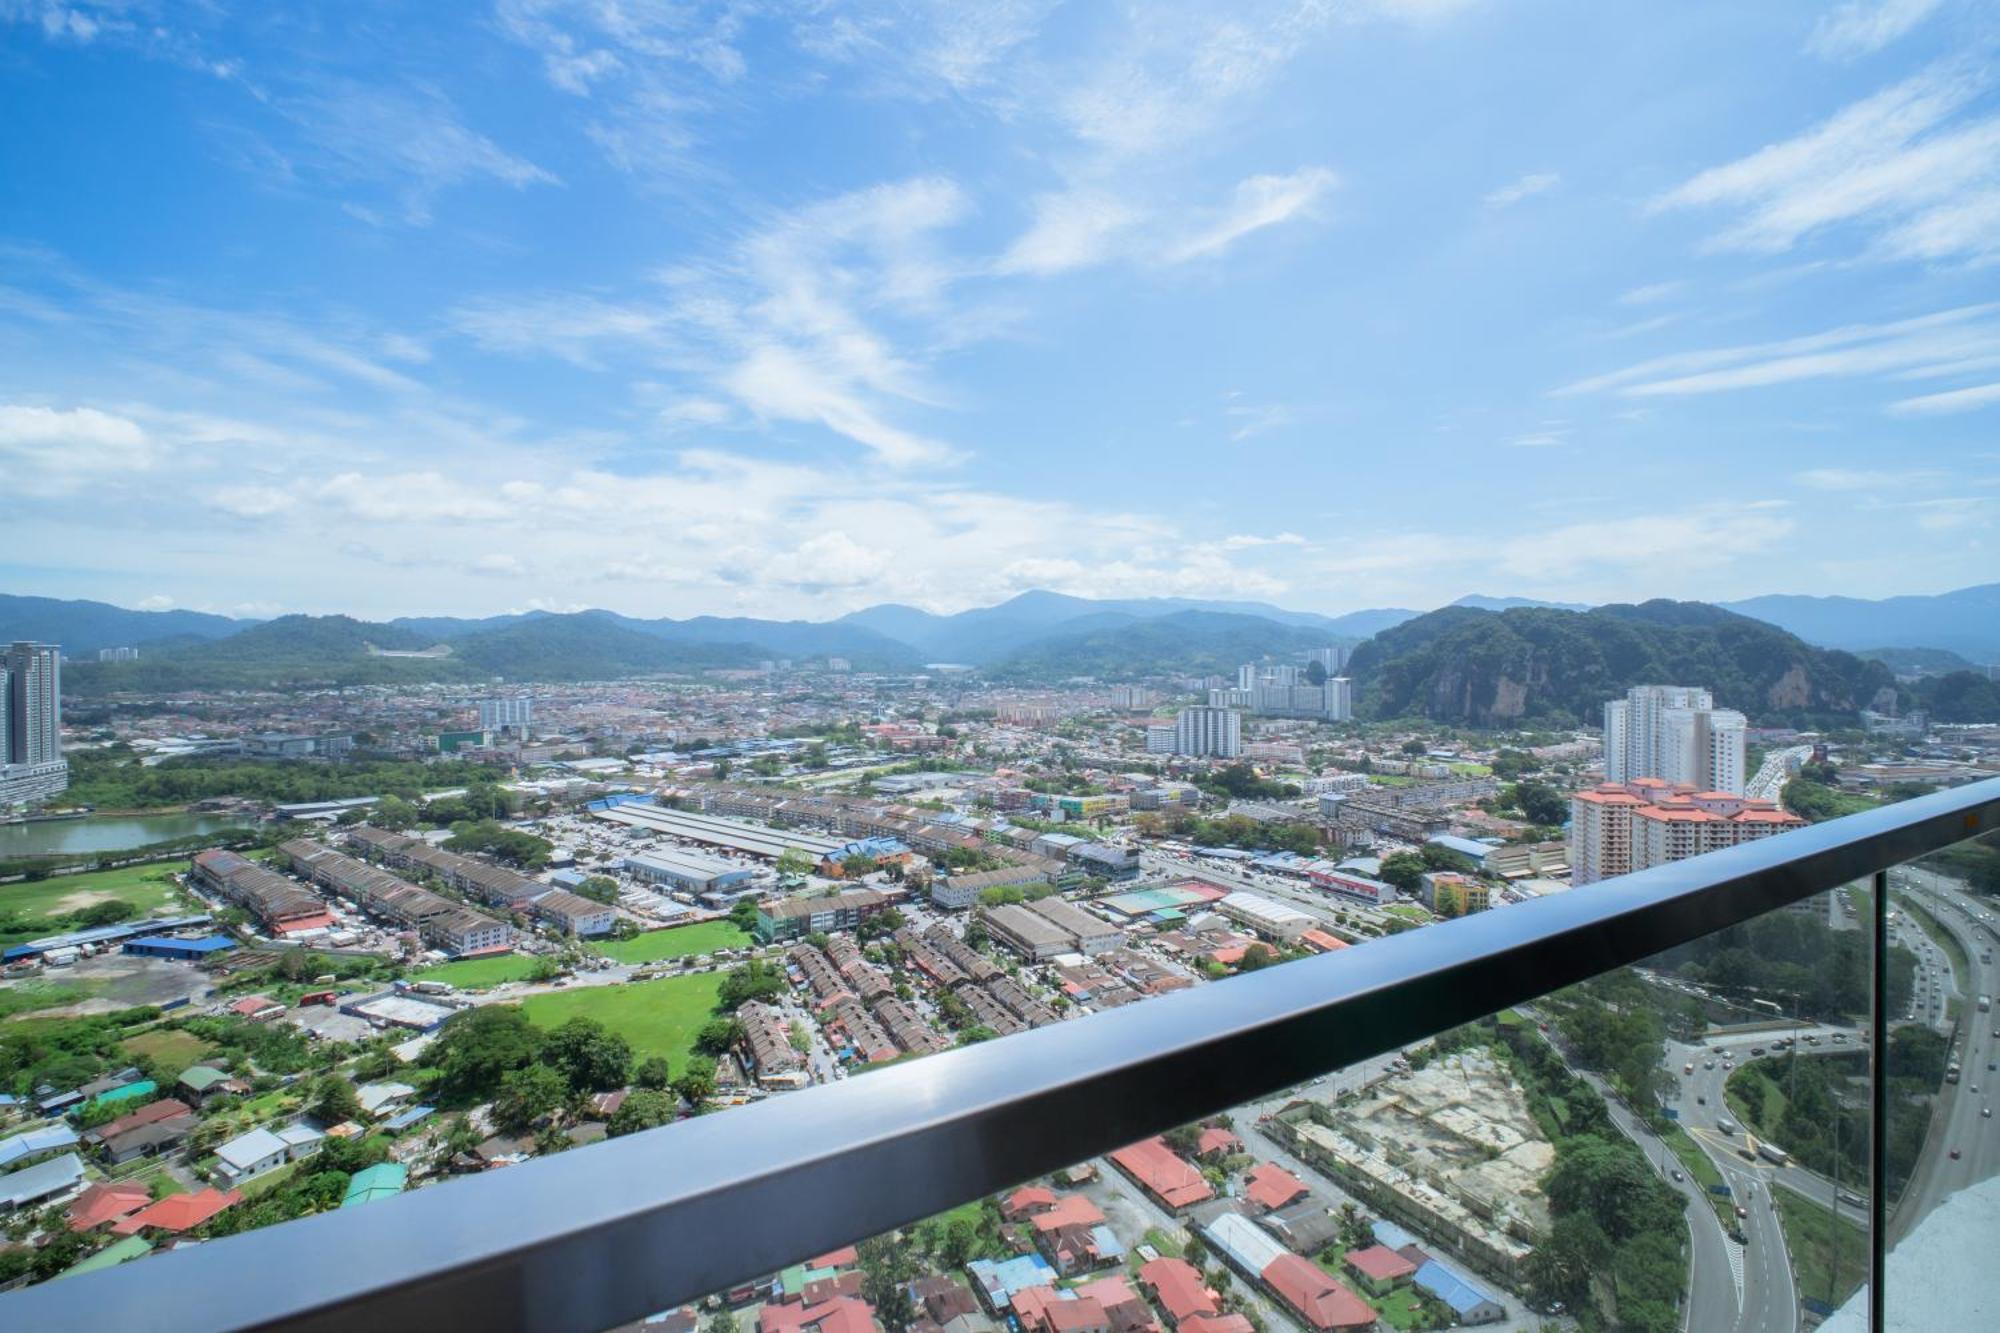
593;803;845;860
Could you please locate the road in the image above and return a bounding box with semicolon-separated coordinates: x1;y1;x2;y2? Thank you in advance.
1746;746;1813;802
1883;864;2000;1245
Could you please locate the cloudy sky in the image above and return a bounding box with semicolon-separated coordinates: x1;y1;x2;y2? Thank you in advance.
2;0;1997;621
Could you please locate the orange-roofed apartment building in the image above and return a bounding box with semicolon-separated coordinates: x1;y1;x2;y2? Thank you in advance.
1569;780;1806;885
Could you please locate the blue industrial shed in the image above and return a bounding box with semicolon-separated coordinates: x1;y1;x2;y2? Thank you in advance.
1413;1259;1505;1325
122;935;238;962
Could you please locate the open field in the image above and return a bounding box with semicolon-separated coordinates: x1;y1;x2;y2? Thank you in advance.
408;955;540;989
0;980;98;1020
594;920;750;965
520;973;725;1065
0;862;186;925
119;1028;216;1077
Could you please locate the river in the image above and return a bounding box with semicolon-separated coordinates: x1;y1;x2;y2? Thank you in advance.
0;811;247;857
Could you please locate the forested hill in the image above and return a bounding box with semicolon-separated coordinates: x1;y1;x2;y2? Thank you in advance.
1346;600;1897;726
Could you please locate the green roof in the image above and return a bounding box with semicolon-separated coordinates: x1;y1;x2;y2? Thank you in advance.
340;1161;409;1208
89;1080;158;1109
57;1236;152;1278
177;1066;230;1090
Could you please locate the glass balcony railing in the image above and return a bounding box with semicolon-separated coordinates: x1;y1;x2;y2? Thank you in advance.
3;780;1996;1333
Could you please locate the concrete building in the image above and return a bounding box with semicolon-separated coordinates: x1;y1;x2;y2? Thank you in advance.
478;696;534;733
754;889;887;943
189;848;335;935
1569;779;1807;885
623;848;756;896
1217;891;1313;940
532;890;617;937
1025;899;1121;955
1173;707;1242;759
983;902;1077;961
1603;684;1747;795
96;646;140;662
1;641;68;807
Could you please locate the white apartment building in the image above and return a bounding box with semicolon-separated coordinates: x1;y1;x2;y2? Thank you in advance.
1603;684;1746;795
1;641;68;808
1174;707;1242;758
477;696;534;733
1569;779;1806;885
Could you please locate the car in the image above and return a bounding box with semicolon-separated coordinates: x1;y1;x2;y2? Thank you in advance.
1751;1046;1765;1056
1735;1204;1749;1219
1951;1148;1963;1160
1705;1060;1716;1070
1671;1169;1685;1182
1697;1095;1707;1105
1725;1061;1736;1071
1987;1108;1993;1119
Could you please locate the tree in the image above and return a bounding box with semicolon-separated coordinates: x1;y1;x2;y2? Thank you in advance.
633;1056;673;1090
695;1017;743;1055
1303;659;1328;686
1378;852;1426;894
492;1063;567;1132
858;1234;917;1332
307;1074;363;1125
529;956;566;983
608;1088;675;1137
1514;780;1568;827
728;898;762;933
1401;739;1428;756
717;960;789;1010
575;875;621;905
776;848;816;877
542;1017;632;1093
1163;1124;1202;1155
675;1054;717;1105
427;1005;544;1102
1237;943;1279;972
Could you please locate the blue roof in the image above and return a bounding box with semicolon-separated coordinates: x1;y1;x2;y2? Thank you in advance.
1414;1259;1500;1316
126;934;237;954
382;1104;437;1131
967;1254;1058;1307
1425;835;1493;861
0;1124;80;1168
1370;1218;1418;1252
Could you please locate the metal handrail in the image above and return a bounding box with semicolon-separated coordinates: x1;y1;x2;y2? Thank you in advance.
9;778;1999;1333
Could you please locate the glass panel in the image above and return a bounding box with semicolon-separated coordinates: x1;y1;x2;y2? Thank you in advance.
1881;843;2000;1333
607;886;1875;1333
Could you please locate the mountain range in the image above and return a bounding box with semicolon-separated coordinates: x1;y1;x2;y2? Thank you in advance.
3;582;1993;702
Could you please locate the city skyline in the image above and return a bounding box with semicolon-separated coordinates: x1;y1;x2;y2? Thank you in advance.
4;3;2000;621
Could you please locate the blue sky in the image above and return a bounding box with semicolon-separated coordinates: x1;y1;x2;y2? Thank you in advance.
1;0;1996;620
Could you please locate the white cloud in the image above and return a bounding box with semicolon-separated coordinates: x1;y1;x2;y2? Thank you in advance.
1806;0;1943;60
210;485;298;518
1652;65;2000;265
1497;504;1795;581
1167;167;1337;261
1793;467;1941;490
319;471;510;522
1887;380;2000;415
0;403;153;493
723;344;953;467
995;192;1141;276
1556;303;2000;400
1619;281;1686;306
1483;170;1559;209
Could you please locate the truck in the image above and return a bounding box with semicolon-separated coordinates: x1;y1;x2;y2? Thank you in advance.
1717;1116;1740;1136
1758;1142;1791;1166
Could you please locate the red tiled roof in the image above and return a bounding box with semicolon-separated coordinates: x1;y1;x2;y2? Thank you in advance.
109;1186;241;1236
809;1245;860;1269
1245;1163;1308;1212
1012;1286;1065;1330
1111;1138;1214;1210
1195;1126;1241;1156
1003;1185;1059;1218
1298;930;1347;954
66;1181;151;1232
1030;1193;1106;1232
1261;1255;1375;1332
1045;1299;1109;1333
1178;1317;1255;1333
761;1297;877;1333
1140;1258;1217;1323
1344;1244;1416;1283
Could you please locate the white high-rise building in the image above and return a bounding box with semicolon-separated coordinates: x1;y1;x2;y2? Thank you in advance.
2;641;69;807
1173;707;1242;758
1603;685;1746;795
478;697;534;734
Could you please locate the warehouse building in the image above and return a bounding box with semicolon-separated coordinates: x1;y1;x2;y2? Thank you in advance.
623;849;756;896
983;902;1076;962
592;803;845;861
1025;899;1121;955
121;936;238;963
1217;892;1313;941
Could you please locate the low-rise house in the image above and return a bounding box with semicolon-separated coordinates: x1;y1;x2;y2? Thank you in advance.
66;1180;151;1232
340;1162;409;1209
109;1186;241;1236
1260;1254;1376;1333
0;1122;79;1169
213;1122;325;1186
1194;1126;1241;1161
1342;1245;1416;1296
1243;1163;1309;1213
0;1152;84;1213
758;1296;879;1333
1138;1258;1218;1328
1412;1259;1503;1326
1109;1137;1213;1212
175;1065;244;1106
1072;1275;1157;1333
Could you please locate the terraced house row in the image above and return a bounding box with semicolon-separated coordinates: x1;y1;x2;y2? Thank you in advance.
187;849;334;936
278;838;513;957
344;825;616;937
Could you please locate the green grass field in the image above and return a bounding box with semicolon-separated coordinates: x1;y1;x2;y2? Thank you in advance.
119;1028;215;1078
0;862;185;925
1775;1186;1867;1310
408;955;541;989
0;980;98;1019
519;973;725;1065
593;920;750;965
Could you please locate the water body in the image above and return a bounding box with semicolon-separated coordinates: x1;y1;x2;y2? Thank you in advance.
0;812;243;857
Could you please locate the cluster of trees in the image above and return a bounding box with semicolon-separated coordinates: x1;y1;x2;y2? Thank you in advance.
573;875;621;905
62;748;507;810
0;1004;165;1098
424;1007;716;1132
1162;812;1320;857
1197;763;1301;802
716;960;789;1010
1375;843;1479;896
1652;906;1906;1023
444;820;555;869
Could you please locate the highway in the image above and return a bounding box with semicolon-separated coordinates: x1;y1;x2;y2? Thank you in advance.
1746;746;1814;802
1882;864;2000;1245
